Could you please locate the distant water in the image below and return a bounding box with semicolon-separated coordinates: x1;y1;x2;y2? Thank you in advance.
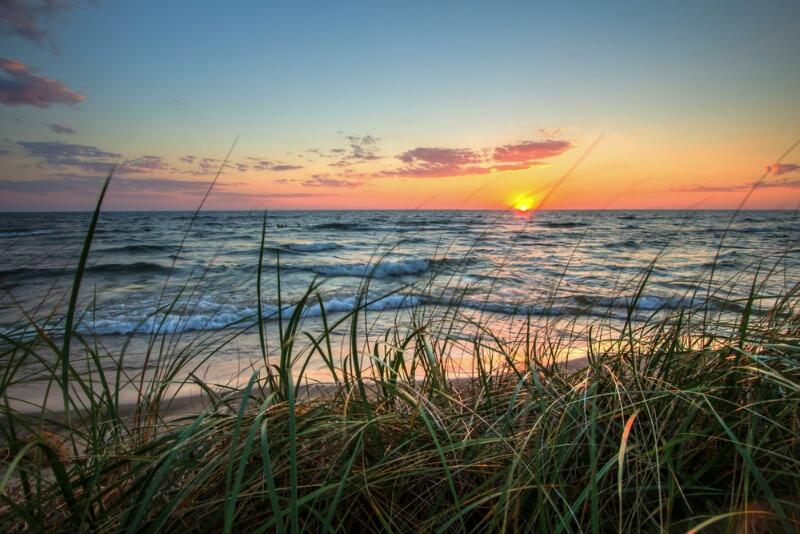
0;210;798;337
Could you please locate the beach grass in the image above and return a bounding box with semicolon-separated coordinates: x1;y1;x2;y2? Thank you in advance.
1;201;800;532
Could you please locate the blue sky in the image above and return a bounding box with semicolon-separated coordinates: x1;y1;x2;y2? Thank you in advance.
1;1;799;209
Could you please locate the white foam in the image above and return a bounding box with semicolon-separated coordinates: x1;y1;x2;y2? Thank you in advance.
79;294;420;335
311;259;431;278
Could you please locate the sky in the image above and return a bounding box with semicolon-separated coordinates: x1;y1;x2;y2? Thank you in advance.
0;0;799;211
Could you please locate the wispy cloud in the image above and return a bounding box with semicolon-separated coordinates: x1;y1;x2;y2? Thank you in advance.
0;58;85;107
271;163;303;171
672;177;800;193
121;155;175;174
766;163;800;176
537;127;569;137
247;158;303;172
49;122;76;134
329;134;382;167
0;0;75;47
301;174;362;188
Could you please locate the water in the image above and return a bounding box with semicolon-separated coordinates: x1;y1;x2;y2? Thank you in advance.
1;210;798;340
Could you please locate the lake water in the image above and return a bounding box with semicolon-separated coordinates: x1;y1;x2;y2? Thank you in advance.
1;210;798;336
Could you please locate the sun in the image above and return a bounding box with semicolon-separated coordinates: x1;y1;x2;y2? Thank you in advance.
511;193;536;213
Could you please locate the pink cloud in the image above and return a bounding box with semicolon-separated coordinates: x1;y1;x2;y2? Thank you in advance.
380;138;572;178
493;140;571;162
0;57;85;107
398;147;482;166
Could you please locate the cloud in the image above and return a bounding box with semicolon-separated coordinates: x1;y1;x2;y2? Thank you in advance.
17;141;182;175
329;134;382;167
766;163;800;176
398;147;482;166
0;57;85;107
121;155;175;174
538;127;569;137
0;175;214;195
0;0;75;46
301;174;362;188
18;140;119;173
346;134;380;161
0;174;327;201
197;190;329;200
370;137;573;179
493;140;572;162
270;163;302;171
49;122;76;134
382;147;489;178
246;158;302;172
670;184;745;193
380;139;570;179
177;155;232;175
672;178;800;193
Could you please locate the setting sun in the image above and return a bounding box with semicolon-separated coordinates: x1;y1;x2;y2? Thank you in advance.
511;194;537;212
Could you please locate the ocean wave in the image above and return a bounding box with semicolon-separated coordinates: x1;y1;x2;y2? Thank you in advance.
283;242;341;253
97;244;175;254
610;239;640;249
0;229;53;239
538;221;589;229
574;294;685;311
303;259;437;278
80;294;420;335
86;262;172;275
312;222;367;231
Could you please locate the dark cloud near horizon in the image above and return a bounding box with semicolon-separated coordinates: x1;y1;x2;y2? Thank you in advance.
18;139;119;173
0;174;212;195
672;177;800;193
17;140;185;175
0;174;328;201
0;57;85;107
49;122;75;134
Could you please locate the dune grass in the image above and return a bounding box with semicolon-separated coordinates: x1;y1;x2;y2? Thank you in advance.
1;200;799;532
